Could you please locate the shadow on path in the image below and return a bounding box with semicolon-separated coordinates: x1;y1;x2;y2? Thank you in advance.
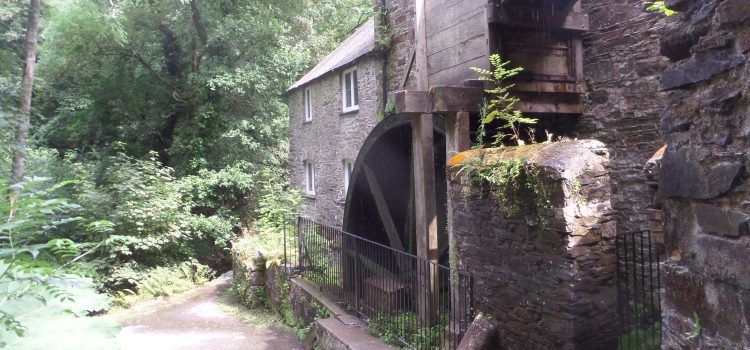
113;275;304;350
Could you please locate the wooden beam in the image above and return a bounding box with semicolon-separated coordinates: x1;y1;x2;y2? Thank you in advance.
362;164;408;272
513;99;582;114
394;86;485;115
401;48;416;89
395;90;431;115
511;81;586;94
445;111;472;160
362;164;406;253
487;4;589;32
411;113;439;325
431;86;485;113
414;0;439;325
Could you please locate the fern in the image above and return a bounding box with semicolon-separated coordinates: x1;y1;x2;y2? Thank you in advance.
471;54;538;146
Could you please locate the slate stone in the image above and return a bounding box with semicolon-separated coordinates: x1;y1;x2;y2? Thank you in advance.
716;0;750;27
660;51;746;91
660;26;695;62
693;203;750;238
659;147;743;199
665;0;695;12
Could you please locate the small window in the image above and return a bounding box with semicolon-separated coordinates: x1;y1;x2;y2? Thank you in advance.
304;87;313;122
342;68;359;113
304;160;315;195
343;159;354;194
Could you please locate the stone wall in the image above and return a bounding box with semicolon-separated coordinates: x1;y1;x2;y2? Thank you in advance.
288;57;381;228
579;0;669;234
447;140;619;349
657;0;750;348
381;0;416;95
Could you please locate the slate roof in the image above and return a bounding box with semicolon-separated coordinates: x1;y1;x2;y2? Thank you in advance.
287;18;376;92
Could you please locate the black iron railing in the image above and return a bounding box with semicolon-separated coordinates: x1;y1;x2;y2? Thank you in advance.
283;215;473;350
615;230;662;350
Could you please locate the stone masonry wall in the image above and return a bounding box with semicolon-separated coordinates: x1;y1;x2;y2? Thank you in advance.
448;140;619;349
657;0;750;348
381;0;416;96
579;0;669;234
289;57;381;228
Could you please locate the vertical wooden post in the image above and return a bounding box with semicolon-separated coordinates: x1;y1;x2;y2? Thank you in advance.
445;110;471;336
445;111;471;160
413;0;439;326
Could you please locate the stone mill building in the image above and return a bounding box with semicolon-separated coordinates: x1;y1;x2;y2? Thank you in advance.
285;0;750;348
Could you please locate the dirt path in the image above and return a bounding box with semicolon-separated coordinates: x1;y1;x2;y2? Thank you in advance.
110;275;304;350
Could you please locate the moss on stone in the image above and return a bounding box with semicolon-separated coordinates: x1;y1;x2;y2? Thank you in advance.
453;144;555;229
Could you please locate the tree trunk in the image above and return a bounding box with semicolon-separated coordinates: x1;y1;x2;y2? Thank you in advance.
10;0;42;186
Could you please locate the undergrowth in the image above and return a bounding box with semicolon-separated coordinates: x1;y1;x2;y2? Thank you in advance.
457;156;554;229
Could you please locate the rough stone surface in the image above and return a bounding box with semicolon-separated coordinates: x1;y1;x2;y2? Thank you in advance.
288;57;381;228
448;140;618;350
579;0;669;235
660;51;746;91
658;0;750;348
658;146;743;199
382;0;416;93
456;313;501;350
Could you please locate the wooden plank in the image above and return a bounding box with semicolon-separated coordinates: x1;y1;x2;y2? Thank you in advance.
426;10;486;56
513;97;582;114
488;4;589;32
427;34;486;75
510;80;586;94
426;0;486;36
425;0;463;13
428;55;488;87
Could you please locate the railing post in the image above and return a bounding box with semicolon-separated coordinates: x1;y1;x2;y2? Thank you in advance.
353;237;360;312
283;213;288;275
297;216;302;271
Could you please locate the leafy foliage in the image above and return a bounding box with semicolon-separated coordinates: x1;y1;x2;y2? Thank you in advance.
471;54;538;146
646;1;678;16
0;0;369;343
0;179;117;347
457;155;554;228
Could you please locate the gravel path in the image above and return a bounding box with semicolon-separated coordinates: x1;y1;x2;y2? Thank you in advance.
112;275;304;350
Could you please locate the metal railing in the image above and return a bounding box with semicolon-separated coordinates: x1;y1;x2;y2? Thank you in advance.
615;230;662;350
283;215;474;350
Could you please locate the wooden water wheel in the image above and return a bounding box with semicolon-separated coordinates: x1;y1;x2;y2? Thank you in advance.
342;114;448;264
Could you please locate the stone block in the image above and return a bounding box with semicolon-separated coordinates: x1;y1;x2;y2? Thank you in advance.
690;234;750;289
716;0;750;27
692;202;750;238
659;146;743;199
448;140;617;348
659;51;746;91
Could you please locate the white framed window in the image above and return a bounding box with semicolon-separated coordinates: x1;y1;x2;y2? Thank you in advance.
303;160;315;195
343;159;354;194
304;87;313;122
341;67;359;113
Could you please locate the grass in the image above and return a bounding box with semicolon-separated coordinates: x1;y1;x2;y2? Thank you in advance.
217;288;283;329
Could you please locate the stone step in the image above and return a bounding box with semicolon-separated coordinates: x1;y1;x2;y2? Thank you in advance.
290;278;396;350
314;317;398;350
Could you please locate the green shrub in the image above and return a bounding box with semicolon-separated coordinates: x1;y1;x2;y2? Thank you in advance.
108;260;213;307
0;178;118;347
